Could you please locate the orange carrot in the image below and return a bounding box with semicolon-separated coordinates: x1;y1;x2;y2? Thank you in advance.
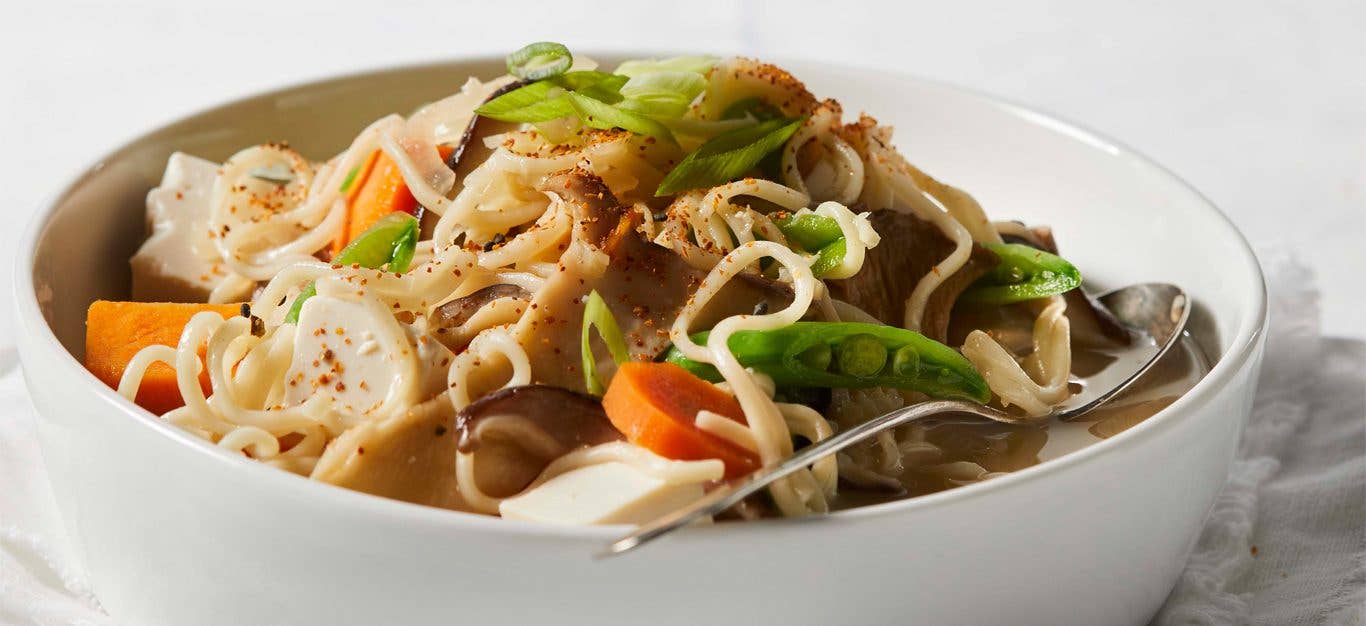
84;300;242;414
332;146;454;256
602;362;760;478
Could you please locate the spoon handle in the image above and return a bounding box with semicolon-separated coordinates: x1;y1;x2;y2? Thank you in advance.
602;399;1012;557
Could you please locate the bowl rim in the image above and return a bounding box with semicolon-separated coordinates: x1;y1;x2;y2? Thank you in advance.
14;53;1268;540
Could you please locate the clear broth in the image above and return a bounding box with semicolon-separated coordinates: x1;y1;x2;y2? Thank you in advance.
830;333;1210;509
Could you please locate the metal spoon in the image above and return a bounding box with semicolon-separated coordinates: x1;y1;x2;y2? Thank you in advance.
604;282;1189;557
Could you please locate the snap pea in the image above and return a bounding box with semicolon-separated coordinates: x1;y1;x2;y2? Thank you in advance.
663;322;991;403
773;213;846;278
959;243;1082;305
773;213;842;250
808;238;847;277
283;213;419;324
835;333;888;378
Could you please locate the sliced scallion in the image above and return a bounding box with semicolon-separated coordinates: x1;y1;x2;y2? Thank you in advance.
581;290;631;395
721;97;783;122
475;81;574;123
617;70;709;119
339;163;363;193
283;213;419;324
475;72;628;124
655;116;806;196
662;116;758;140
614;55;719;78
554;71;627;104
566;92;676;143
506;42;572;81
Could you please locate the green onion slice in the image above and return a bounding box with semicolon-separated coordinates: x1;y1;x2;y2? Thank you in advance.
475;72;628;124
475;81;573;123
581;290;631;395
662;116;759;140
615;55;719;78
555;71;627;104
339;163;363;193
506;42;572;81
566;92;676;143
655;116;806;196
721;97;783;122
617;70;708;119
283;213;419;324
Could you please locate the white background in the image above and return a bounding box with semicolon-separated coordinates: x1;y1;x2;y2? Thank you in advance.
1;0;1362;340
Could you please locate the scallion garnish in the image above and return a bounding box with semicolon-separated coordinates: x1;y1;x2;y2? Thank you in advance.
566;93;676;143
581;290;630;395
479;48;708;145
614;55;719;78
475;72;627;124
655;116;806;196
721;97;783;122
617;71;709;119
506;42;572;81
475;81;572;123
283;213;419;324
554;71;627;104
339;163;362;193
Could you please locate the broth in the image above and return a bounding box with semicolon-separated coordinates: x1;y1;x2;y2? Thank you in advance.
830;332;1210;509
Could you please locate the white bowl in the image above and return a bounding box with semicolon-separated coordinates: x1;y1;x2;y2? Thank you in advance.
14;55;1267;626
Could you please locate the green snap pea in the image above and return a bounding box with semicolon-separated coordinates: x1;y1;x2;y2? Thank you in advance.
795;342;832;371
283;213;419;324
773;213;843;250
891;345;920;378
807;238;846;277
960;243;1083;305
663;321;991;403
773;213;846;278
836;334;887;378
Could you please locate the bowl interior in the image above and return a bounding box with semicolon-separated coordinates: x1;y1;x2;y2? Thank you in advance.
23;54;1261;489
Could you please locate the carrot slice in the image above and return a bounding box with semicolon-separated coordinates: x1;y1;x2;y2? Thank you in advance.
602;361;760;478
332;146;454;256
84;300;242;414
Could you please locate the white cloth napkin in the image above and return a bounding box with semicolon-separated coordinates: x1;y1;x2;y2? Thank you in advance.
1;253;1362;626
1154;253;1366;625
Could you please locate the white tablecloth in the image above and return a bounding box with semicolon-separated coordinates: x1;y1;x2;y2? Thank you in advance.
1155;253;1365;625
1;2;1364;624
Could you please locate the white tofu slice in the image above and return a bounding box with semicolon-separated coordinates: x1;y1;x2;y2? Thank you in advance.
283;294;413;417
499;462;706;526
131;152;230;302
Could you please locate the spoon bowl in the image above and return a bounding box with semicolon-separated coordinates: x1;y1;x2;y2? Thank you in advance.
606;282;1191;556
1057;283;1191;419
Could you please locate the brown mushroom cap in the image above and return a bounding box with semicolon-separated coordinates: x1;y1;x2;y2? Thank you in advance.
430;283;532;350
454;385;623;497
